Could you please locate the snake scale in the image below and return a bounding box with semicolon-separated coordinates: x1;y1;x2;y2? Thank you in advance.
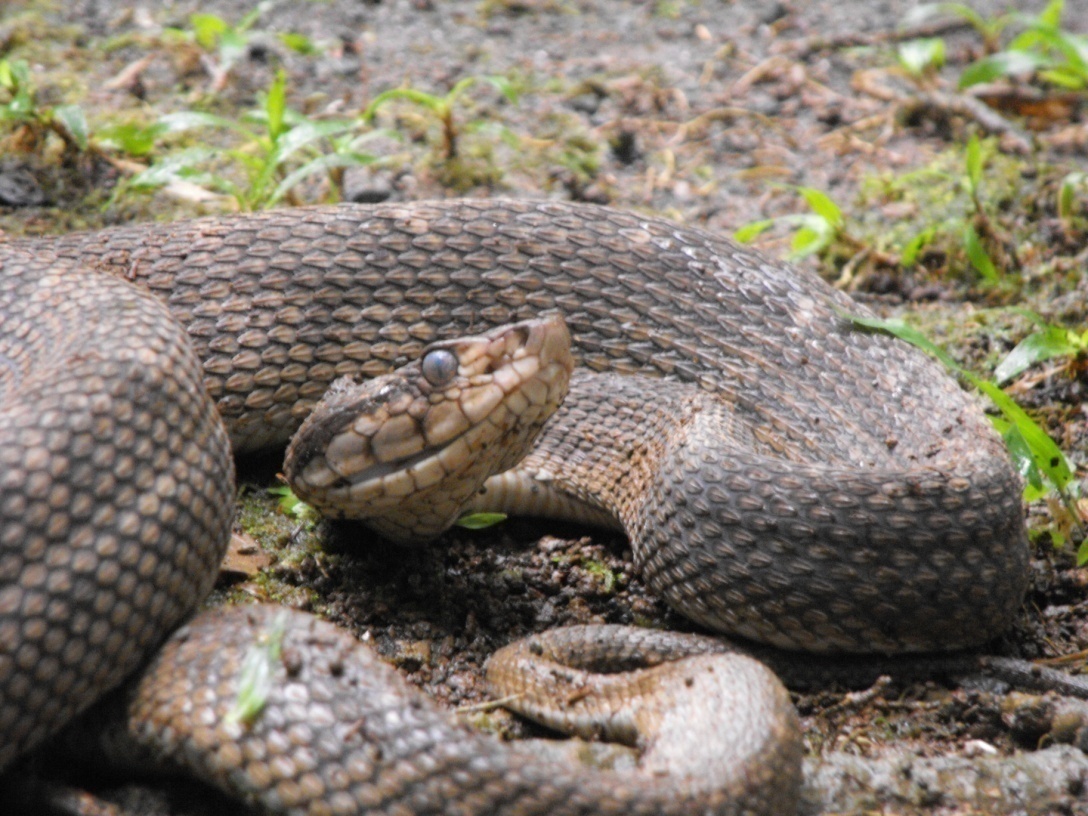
0;198;1027;814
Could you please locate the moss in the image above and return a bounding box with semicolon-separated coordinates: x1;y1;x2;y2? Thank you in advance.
848;143;1085;290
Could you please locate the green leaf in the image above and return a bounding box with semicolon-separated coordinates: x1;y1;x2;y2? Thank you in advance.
97;121;169;157
901;226;936;267
126;147;218;190
278;32;319;55
364;87;443;120
1059;171;1086;219
445;76;478;105
265;70;287;143
789;224;823;258
1012;23;1088;78
1039;66;1087;90
268;151;376;206
236;2;266;33
994;325;1084;383
227;610;287;725
270;118;356;165
217;29;249;68
975;377;1075;494
0;59;34;119
963;225;999;282
997;419;1047;500
52;104;88;151
964;133;983;192
8;59;29;90
454;512;507;530
898;38;946;77
1039;0;1065;29
959;50;1048;88
267;485;319;523
482;74;521;104
158;110;248;135
902;3;987;34
189;13;229;51
733;219;774;243
787;214;834;259
850;316;962;371
0;59;21;93
798;186;843;227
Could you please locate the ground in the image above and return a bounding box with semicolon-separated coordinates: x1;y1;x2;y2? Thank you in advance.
0;0;1087;814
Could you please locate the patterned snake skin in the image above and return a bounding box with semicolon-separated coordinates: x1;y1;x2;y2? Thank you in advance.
0;199;1027;813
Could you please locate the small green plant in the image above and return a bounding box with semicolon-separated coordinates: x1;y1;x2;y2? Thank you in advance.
734;187;846;260
455;512;508;530
854;314;1084;556
268;485;320;527
583;559;617;593
96;119;172;158
960;0;1088;91
903;3;1009;52
852;136;1036;282
122;70;377;210
904;1;1088;91
898;37;947;82
0;58;88;155
227;609;287;725
1058;171;1087;227
994;313;1088;385
962;133;1003;283
164;2;319;91
364;76;521;189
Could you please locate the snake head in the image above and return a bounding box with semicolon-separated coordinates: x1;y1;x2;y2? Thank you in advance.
283;313;573;543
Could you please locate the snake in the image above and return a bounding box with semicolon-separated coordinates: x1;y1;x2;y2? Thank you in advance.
0;198;1028;814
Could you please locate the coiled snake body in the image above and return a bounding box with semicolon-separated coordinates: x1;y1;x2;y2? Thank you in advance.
0;199;1026;813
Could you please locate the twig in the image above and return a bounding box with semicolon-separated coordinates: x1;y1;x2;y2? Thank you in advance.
904;90;1033;153
455;693;523;715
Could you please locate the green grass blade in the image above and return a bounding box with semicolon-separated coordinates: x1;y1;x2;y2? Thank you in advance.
158;110;250;135
963;225;1000;282
851;315;1076;500
959;51;1048;88
455;512;507;530
364;88;443;120
994;325;1080;383
798;186;843;227
52;104;88;151
964;133;982;192
265;70;287;143
227;610;287;726
733;219;774;243
269;152;376;206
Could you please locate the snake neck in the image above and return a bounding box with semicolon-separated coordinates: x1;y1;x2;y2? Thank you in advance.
464;369;732;533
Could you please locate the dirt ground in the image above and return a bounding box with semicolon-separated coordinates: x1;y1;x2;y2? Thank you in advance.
1;0;1088;814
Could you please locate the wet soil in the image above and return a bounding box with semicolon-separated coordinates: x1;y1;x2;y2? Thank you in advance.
1;1;1087;814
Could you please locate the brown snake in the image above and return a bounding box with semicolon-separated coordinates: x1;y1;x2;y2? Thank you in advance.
0;198;1028;814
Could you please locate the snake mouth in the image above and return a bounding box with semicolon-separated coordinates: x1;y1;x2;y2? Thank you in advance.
342;434;459;486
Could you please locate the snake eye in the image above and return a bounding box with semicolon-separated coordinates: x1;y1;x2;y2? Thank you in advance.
421;348;458;387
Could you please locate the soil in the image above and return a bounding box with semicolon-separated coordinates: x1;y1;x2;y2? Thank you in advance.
0;1;1087;814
